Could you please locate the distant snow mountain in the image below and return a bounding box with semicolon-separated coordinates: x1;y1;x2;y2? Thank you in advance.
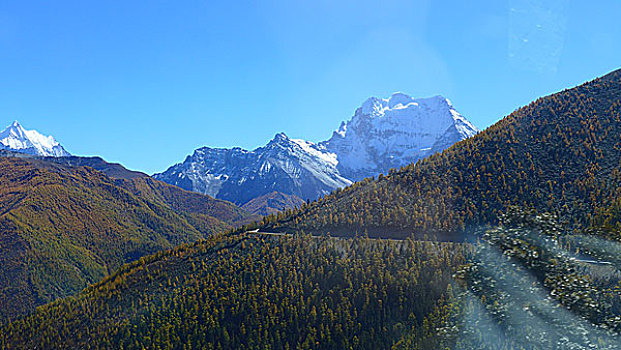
155;93;479;206
156;132;352;205
0;121;70;157
320;93;478;180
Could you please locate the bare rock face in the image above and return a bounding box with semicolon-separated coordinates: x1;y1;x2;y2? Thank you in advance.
155;93;478;207
321;93;478;181
154;132;351;205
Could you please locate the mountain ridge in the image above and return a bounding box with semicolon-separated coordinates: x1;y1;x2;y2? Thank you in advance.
154;131;352;205
241;191;306;216
258;68;621;240
155;93;478;207
0;154;257;321
0;121;70;157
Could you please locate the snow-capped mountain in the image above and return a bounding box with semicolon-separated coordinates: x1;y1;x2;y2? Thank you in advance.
320;93;478;180
155;132;351;205
0;121;70;157
155;93;478;206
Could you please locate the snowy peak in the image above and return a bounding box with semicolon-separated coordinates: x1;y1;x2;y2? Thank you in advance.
344;93;478;138
266;132;295;148
359;93;461;120
323;93;479;180
154;131;351;205
155;91;479;209
360;92;434;117
387;92;413;107
0;121;71;157
272;132;289;142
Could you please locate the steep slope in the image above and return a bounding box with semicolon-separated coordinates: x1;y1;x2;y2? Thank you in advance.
155;133;352;205
118;177;258;231
321;93;478;181
155;93;477;209
261;69;621;239
48;155;149;179
0;150;257;227
0;233;465;349
0;121;70;157
0;156;255;321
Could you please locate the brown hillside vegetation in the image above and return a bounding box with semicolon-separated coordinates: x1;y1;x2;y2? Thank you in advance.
0;156;255;320
241;191;306;216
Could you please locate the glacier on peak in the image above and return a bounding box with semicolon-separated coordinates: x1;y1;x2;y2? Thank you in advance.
0;121;71;157
155;92;479;206
322;93;479;180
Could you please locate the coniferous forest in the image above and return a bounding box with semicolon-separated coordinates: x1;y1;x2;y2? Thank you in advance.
0;155;256;321
260;70;621;241
2;36;621;350
0;233;466;349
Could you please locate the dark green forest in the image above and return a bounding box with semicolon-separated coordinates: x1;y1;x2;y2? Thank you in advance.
0;234;466;349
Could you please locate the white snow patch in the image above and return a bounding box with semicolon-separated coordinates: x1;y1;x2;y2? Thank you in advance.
290;138;339;167
0;121;70;157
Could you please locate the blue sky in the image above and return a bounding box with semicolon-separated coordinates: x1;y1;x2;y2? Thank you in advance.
0;1;619;174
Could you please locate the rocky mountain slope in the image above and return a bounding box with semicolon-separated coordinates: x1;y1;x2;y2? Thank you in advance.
155;133;352;205
155;93;478;208
259;69;621;240
0;121;70;157
321;93;478;181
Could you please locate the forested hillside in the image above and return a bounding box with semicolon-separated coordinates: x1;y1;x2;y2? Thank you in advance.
0;233;466;350
241;191;306;216
448;208;621;349
3;69;621;349
260;69;621;240
0;156;255;321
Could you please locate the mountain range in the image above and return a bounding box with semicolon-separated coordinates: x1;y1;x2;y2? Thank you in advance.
0;90;481;325
154;93;479;209
0;121;70;157
0;151;256;320
0;91;479;320
1;94;478;216
3;69;621;349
